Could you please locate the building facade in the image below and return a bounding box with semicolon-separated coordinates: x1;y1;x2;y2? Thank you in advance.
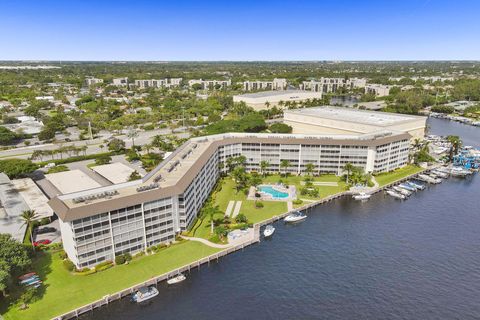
112;77;128;86
134;78;182;89
365;84;392;97
233;90;323;111
49;132;410;268
188;79;231;90
85;77;104;86
301;78;367;93
243;78;287;91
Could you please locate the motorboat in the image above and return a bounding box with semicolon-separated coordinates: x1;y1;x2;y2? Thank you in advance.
406;181;425;190
263;225;275;237
386;189;406;200
393;186;411;196
284;211;307;223
167;274;186;285
353;192;371;200
132;286;159;303
450;167;471;177
431;170;449;179
398;183;416;192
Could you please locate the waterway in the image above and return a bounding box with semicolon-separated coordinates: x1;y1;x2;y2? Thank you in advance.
84;117;480;320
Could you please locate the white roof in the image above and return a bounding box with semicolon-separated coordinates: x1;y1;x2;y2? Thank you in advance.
285;106;422;126
12;178;53;218
92;163;138;184
46;170;102;195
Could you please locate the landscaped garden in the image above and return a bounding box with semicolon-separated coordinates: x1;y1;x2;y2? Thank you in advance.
0;241;220;320
374;164;424;186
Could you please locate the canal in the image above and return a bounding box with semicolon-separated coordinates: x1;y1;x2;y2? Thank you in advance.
84;117;480;320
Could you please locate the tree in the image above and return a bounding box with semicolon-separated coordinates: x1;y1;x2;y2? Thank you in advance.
447;135;462;162
268;123;292;133
108;138;126;152
128;170;141;181
0;127;18;145
249;172;263;188
38;125;56;141
305;163;315;176
0;159;38;179
280;159;290;177
20;210;38;250
231;166;248;193
127;127;139;148
343;163;355;184
0;234;31;296
260;160;269;177
95;154;112;165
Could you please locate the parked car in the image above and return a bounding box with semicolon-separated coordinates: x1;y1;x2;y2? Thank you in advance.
36;227;56;234
33;239;51;246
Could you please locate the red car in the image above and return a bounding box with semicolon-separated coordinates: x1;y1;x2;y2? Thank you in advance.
33;239;51;246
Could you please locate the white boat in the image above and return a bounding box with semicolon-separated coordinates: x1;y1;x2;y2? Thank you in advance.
431;170;449;179
386;189;406;200
393;186;411;196
398;183;416;192
284;211;307;223
353;192;371;200
450;167;471;177
167;274;186;285
263;225;275;237
132;286;159;303
407;181;425;190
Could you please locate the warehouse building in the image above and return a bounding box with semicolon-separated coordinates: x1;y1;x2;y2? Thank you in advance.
49;131;410;268
283;106;427;140
233;90;323;111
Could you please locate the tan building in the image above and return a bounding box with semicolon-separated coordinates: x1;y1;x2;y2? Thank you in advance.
365;84;392;97
243;78;287;91
284;106;427;140
233;90;323;111
301;77;367;93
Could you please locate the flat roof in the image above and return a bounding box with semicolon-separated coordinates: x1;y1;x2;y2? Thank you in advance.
92;163;138;184
11;178;54;219
0;173;28;242
46;170;102;195
285;106;424;127
235;90;317;98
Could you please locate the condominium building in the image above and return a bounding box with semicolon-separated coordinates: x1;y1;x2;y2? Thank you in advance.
49;131;410;269
284;106;427;140
188;79;231;90
85;77;104;86
233;90;323;111
243;78;287;91
112;77;128;86
365;84;392;97
134;78;182;89
301;78;367;93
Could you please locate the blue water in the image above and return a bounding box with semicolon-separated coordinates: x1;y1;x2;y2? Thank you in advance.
83;117;480;320
259;185;289;198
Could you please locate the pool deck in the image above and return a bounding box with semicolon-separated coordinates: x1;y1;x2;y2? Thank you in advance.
247;184;296;201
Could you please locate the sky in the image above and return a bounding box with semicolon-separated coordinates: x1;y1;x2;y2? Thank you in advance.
1;0;479;61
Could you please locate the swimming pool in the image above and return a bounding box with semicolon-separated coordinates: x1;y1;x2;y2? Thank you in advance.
259;185;289;199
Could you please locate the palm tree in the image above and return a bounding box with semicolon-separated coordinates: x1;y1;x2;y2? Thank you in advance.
127;127;139;148
413;138;422;151
343;163;355;184
280;159;290;177
260;160;269;177
305;163;315;176
20;210;38;251
447;135;462;162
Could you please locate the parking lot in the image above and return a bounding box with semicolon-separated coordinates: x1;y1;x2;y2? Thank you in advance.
34;219;61;244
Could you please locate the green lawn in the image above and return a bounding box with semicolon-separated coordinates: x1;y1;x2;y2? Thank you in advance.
1;241;220;320
374;165;424;187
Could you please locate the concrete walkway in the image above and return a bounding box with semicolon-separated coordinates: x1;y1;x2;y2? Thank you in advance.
287;201;293;211
232;201;242;218
225;200;235;217
180;235;231;249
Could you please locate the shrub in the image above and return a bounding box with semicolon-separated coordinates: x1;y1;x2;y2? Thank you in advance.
124;252;132;261
19;287;39;305
133;251;145;259
293;199;303;205
115;255;126;265
58;251;68;260
95;260;113;271
46;165;69;174
143;124;155;131
255;201;264;208
235;213;248;223
63;259;75;272
75;268;96;276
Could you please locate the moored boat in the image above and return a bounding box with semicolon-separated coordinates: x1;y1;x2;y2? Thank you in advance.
132;286;159;303
398;183;416;192
284;211;307;223
167;274;186;285
406;181;425;190
386;189;406;200
393;186;412;196
353;192;371;200
263;225;275;237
